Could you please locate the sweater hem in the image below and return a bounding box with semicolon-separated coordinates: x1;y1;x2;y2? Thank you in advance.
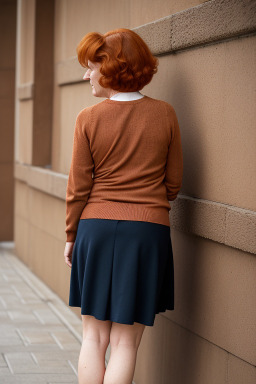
80;201;171;227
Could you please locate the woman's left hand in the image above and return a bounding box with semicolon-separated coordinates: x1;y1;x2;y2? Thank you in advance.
64;242;75;268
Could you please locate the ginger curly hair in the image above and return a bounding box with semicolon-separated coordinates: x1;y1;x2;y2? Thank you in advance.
76;28;159;92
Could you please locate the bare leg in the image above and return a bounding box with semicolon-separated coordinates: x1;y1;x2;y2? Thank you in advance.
78;315;112;384
103;321;146;384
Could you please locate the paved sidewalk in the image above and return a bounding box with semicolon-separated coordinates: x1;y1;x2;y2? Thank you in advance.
0;242;84;384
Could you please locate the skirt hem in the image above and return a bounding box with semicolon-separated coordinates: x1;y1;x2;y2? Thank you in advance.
68;303;175;327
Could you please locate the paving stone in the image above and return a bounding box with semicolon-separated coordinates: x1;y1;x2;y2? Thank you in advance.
0;353;7;367
7;310;40;323
0;310;9;319
32;308;62;325
2;273;23;283
0;367;11;375
5;351;75;374
22;330;57;345
0;286;14;293
51;330;81;350
11;283;39;302
0;324;19;335
1;295;21;308
0;337;24;346
0;298;7;310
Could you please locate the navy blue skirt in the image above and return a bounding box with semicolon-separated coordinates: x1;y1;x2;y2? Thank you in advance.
69;218;174;326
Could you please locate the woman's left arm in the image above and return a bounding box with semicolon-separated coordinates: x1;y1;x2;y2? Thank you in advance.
65;109;94;243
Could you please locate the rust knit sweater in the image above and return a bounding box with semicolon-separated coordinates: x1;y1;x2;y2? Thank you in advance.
65;95;183;242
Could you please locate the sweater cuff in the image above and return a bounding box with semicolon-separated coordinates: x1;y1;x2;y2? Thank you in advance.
66;231;77;242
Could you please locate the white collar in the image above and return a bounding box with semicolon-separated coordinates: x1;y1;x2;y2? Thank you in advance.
109;91;145;101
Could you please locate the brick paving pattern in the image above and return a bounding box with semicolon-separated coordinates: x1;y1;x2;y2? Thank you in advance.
0;243;83;384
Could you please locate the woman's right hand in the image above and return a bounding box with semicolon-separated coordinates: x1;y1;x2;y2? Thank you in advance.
64;242;75;268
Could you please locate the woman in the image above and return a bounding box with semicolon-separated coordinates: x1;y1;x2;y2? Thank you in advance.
64;28;183;384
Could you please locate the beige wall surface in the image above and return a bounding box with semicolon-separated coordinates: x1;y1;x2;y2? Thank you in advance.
12;0;256;383
19;0;35;84
156;35;256;212
54;0;206;62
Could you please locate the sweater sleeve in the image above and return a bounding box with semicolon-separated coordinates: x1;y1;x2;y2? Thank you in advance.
65;109;94;242
164;106;183;201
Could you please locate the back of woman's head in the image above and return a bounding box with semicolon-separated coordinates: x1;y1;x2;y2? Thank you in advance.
76;28;159;92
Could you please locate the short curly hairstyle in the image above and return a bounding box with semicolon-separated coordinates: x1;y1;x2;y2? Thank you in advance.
76;28;159;92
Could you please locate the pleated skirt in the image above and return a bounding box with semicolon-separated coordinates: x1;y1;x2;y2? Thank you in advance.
69;218;174;326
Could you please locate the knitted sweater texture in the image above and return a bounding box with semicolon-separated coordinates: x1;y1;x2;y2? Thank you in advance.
65;95;183;242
